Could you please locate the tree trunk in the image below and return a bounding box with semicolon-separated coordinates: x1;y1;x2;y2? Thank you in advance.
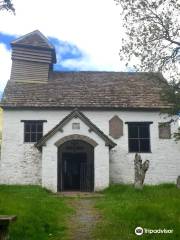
134;153;149;189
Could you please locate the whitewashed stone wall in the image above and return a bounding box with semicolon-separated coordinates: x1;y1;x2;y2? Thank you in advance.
0;109;180;191
0;110;42;184
109;112;180;185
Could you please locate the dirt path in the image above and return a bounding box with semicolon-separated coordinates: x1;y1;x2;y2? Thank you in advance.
67;197;101;240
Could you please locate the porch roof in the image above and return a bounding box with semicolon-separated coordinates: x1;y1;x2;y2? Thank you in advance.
35;109;116;149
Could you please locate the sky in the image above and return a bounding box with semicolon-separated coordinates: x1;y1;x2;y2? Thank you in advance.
0;0;127;91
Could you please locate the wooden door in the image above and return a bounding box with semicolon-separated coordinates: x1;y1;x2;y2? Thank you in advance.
58;140;94;192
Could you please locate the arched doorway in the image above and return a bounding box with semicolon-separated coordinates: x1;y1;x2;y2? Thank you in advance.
57;140;94;192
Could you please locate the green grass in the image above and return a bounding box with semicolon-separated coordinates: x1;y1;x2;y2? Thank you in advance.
93;184;180;240
1;184;180;240
0;185;72;240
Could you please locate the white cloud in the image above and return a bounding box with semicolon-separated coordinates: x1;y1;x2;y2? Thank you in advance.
60;55;97;71
0;44;11;90
0;0;128;90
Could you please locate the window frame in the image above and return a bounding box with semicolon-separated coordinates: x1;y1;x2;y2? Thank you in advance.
126;122;152;153
21;120;47;143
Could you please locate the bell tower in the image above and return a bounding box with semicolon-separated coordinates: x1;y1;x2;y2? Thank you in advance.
10;30;56;83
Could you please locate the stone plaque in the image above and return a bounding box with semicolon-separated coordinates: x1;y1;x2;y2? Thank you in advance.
159;123;171;139
72;123;80;129
109;116;123;139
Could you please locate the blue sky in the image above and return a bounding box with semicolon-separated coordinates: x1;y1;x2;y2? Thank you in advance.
0;33;16;50
48;37;88;71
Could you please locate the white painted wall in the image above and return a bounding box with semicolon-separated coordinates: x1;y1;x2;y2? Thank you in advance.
0;110;42;184
41;117;109;192
0;109;180;191
109;112;180;185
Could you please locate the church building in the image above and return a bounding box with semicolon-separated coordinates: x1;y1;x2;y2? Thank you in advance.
0;30;179;192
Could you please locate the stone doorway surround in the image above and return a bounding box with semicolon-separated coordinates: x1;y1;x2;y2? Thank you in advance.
57;139;94;192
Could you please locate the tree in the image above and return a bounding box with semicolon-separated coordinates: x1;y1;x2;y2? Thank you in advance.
115;0;180;139
0;0;15;14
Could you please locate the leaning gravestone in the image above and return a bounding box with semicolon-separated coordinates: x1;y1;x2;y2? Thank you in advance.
177;176;180;189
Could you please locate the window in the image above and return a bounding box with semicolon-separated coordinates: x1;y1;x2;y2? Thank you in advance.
22;120;45;143
159;122;171;139
127;122;151;153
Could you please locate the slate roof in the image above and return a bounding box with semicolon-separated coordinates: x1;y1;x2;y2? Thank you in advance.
1;71;170;109
35;109;116;149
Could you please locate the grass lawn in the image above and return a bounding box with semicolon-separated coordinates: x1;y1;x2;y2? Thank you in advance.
93;184;180;240
1;184;180;240
0;185;72;240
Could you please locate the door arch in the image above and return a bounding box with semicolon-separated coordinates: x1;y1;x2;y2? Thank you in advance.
57;140;94;192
